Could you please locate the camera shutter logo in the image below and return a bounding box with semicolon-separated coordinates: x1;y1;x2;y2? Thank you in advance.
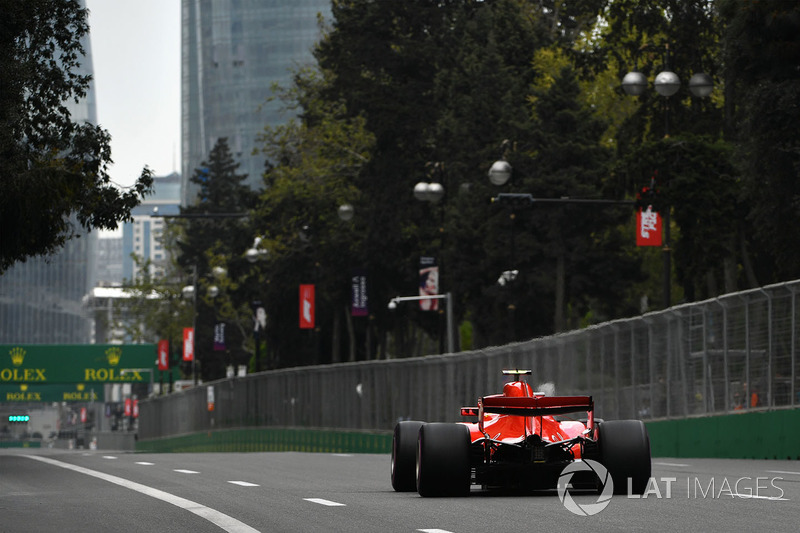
557;459;614;516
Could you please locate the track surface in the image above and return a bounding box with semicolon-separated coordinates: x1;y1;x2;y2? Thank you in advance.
1;449;798;532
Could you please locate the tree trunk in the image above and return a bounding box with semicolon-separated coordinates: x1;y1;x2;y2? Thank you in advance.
555;251;566;332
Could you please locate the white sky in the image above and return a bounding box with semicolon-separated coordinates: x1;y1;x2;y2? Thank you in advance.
86;1;181;190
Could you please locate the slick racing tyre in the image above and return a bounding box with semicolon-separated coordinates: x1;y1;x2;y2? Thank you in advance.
598;420;651;495
391;421;424;491
416;423;471;497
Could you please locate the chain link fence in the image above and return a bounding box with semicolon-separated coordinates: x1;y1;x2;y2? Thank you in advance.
139;281;800;440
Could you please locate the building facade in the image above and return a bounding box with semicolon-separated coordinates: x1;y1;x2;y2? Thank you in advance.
181;0;330;205
0;2;97;344
122;172;182;282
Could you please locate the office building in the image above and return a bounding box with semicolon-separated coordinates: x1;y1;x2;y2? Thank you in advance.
181;0;331;205
122;172;182;281
0;1;97;344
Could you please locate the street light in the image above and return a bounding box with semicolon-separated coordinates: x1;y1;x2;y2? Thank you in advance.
388;293;455;354
244;236;268;373
245;236;268;264
338;203;354;221
622;48;713;308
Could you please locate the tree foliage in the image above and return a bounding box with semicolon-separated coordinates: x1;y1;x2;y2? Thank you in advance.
174;138;259;381
170;0;800;369
0;0;153;273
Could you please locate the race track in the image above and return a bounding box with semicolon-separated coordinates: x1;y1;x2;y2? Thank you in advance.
1;449;797;532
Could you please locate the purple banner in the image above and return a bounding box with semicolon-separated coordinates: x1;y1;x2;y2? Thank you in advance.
351;269;368;317
213;323;226;351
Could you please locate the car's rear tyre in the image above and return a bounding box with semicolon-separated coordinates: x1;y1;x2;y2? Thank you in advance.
416;422;471;497
598;420;651;495
391;420;424;491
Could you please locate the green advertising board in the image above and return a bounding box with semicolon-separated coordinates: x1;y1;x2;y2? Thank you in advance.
0;383;104;403
0;344;157;385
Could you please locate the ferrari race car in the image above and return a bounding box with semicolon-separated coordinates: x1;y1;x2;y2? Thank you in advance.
391;370;651;497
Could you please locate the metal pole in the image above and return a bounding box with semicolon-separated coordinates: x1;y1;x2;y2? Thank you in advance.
446;292;454;354
192;265;198;386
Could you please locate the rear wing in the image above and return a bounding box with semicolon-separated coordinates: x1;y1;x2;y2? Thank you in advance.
461;394;595;432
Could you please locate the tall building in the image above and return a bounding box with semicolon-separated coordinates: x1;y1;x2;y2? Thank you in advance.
0;0;97;344
122;172;182;281
181;0;331;205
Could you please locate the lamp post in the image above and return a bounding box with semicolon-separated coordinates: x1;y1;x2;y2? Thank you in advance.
388;293;455;354
622;46;713;308
245;237;268;372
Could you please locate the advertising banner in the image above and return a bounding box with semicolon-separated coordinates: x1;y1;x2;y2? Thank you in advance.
0;344;156;384
182;328;195;361
419;257;439;311
0;383;103;402
351;269;368;317
213;323;226;351
299;284;315;329
636;207;662;246
157;340;170;370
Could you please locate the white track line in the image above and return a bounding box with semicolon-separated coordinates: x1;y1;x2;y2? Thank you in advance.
303;498;346;507
228;481;259;487
23;455;259;533
174;469;200;474
653;462;690;467
767;470;800;476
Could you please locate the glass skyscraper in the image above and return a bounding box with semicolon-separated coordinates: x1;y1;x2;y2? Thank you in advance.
181;0;331;205
0;0;97;344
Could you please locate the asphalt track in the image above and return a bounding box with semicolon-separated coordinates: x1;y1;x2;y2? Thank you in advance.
1;449;798;532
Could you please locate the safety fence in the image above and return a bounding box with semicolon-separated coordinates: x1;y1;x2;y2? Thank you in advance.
139;281;800;441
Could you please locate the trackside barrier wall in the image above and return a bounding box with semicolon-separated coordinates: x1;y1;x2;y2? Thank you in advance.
138;281;800;457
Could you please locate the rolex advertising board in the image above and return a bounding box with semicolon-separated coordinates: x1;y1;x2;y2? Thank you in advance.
0;383;103;403
0;344;157;386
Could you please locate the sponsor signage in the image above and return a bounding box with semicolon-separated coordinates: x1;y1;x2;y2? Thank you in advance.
157;340;170;370
0;383;104;402
419;257;439;311
0;344;156;385
182;328;195;361
299;284;315;329
351;269;368;317
636;206;662;246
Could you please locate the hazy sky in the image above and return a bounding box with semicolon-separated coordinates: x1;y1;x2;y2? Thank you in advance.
86;1;181;190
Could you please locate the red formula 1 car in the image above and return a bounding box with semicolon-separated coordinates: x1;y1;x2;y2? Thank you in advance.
391;370;651;497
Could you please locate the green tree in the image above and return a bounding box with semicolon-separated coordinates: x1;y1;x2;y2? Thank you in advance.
720;0;800;283
0;0;153;273
604;0;746;304
255;67;374;367
176;137;258;381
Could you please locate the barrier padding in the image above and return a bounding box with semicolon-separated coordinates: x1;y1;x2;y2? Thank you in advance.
646;409;800;460
135;427;392;454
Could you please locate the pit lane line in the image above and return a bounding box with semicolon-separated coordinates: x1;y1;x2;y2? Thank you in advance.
22;455;259;533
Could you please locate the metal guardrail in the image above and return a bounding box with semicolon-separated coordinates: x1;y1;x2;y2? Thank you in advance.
139;281;800;440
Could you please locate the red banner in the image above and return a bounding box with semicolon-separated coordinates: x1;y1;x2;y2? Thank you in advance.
133;399;139;419
299;284;315;329
636;207;662;246
182;327;195;361
124;398;132;417
157;339;170;370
